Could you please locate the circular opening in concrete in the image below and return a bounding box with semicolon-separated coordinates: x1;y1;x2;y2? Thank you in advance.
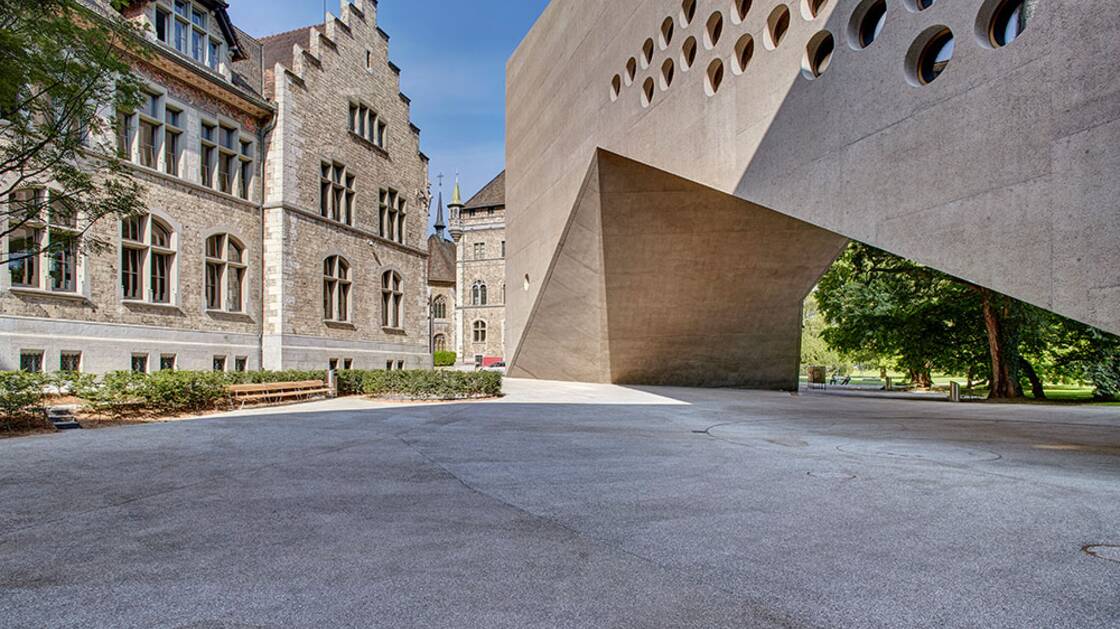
660;16;675;49
732;0;753;24
802;0;830;20
610;74;621;101
625;57;637;85
641;76;656;106
907;0;936;11
705;11;725;49
765;5;792;50
680;0;697;27
681;36;698;70
660;58;675;90
641;38;655;68
733;34;755;75
906;25;954;86
802;30;835;79
849;0;887;50
1084;545;1120;563
978;0;1030;49
705;58;725;96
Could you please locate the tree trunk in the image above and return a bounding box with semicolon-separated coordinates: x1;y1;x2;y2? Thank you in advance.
1020;357;1046;400
980;288;1024;399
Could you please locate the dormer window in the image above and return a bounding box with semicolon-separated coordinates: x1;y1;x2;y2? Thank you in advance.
153;0;225;73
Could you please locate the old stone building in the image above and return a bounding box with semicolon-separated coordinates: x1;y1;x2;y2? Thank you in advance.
426;191;456;355
449;172;506;367
0;0;431;374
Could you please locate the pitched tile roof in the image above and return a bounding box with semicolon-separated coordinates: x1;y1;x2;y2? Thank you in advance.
463;171;505;210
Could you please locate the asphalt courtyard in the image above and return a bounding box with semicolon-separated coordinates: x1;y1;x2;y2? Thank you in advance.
2;379;1119;628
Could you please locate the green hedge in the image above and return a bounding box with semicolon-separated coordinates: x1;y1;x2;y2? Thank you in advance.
1;367;503;421
359;369;501;400
433;351;457;367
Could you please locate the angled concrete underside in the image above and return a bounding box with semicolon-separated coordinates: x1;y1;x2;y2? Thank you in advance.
510;151;847;388
505;0;1120;386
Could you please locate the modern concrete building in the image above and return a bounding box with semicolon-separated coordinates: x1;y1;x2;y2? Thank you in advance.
1;0;432;374
506;0;1120;388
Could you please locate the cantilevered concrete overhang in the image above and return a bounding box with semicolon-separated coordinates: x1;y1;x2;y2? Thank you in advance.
506;0;1120;386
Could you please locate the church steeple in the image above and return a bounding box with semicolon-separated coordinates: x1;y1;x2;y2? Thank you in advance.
448;172;464;243
451;174;463;208
433;190;447;238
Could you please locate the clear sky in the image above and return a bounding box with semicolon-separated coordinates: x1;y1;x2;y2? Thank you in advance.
227;0;550;223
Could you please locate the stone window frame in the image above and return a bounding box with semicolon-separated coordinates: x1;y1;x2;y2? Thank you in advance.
131;353;150;374
151;0;228;76
381;268;403;330
378;188;406;244
19;350;45;373
433;334;447;352
472;320;487;344
199;115;254;199
471;281;488;306
322;254;352;323
119;209;180;307
60;351;83;373
203;231;248;314
159;354;177;371
321;161;356;226
347;100;388;150
4;186;87;299
432;295;447;320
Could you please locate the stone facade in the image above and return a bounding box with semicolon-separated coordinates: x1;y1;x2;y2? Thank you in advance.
0;0;431;374
449;172;507;366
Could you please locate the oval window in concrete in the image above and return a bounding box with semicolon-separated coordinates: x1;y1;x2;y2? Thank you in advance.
681;0;697;27
705;58;725;96
681;36;698;70
660;58;675;90
733;34;755;75
765;5;792;50
907;25;954;86
733;0;752;24
982;0;1030;48
610;74;621;101
705;11;725;49
641;38;655;68
802;31;835;79
802;0;830;20
625;57;637;85
660;16;675;49
641;77;656;106
849;0;887;49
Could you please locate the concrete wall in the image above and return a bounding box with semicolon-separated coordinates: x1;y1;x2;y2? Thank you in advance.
506;0;1120;379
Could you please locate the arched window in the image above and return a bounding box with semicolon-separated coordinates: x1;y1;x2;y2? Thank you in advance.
432;295;447;319
433;334;447;352
323;256;351;322
121;212;176;304
382;269;403;328
204;234;246;312
472;281;488;306
472;320;487;343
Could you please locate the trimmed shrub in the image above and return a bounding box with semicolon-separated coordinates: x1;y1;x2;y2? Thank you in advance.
335;369;365;396
76;371;148;414
223;370;326;385
433;351;457;368
140;370;229;412
0;371;46;419
361;369;501;400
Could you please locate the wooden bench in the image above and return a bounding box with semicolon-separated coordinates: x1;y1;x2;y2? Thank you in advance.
227;380;332;408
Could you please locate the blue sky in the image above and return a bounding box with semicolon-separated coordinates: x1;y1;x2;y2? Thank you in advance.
228;0;549;225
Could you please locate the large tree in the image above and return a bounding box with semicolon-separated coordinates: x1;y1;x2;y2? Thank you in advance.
0;0;146;265
812;243;1114;399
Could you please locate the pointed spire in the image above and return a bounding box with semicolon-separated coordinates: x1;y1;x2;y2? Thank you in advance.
450;173;463;208
434;190;447;238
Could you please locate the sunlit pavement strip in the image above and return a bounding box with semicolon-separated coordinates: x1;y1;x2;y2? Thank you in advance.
1;379;1118;628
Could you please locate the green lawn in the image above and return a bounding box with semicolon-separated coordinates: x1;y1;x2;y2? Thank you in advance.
802;371;1118;406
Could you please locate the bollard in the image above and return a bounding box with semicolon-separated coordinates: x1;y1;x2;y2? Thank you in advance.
949;381;961;403
884;377;892;392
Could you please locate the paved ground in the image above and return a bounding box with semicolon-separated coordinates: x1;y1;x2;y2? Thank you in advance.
2;379;1119;628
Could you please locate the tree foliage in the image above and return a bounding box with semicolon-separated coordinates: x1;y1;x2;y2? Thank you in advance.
815;242;1120;399
0;0;146;263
